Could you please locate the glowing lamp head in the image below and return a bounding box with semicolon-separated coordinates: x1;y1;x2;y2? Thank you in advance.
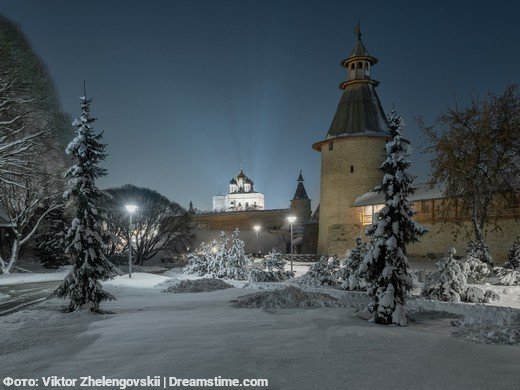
253;225;261;232
211;246;218;254
125;204;138;213
287;216;297;224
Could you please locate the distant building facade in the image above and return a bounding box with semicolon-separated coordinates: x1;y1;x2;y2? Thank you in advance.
212;169;265;212
192;171;313;255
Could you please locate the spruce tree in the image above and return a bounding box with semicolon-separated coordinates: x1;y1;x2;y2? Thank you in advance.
361;109;426;325
422;248;467;302
263;248;286;272
337;237;369;291
54;93;115;313
34;206;70;269
220;228;248;280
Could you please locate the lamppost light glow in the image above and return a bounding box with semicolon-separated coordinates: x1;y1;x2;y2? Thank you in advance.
287;216;297;224
125;204;138;213
125;204;138;278
253;225;261;232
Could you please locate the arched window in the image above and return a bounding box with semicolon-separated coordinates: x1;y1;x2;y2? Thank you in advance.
357;62;363;69
365;62;369;69
350;63;355;70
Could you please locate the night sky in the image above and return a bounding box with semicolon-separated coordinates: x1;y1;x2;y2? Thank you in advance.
1;0;519;211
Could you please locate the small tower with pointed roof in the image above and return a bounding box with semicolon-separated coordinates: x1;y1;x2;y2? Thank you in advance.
312;26;389;255
290;170;312;224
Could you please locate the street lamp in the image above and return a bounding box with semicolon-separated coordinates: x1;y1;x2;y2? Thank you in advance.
253;225;261;257
286;215;297;272
125;204;138;278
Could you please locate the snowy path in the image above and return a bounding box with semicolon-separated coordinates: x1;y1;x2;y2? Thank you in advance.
0;281;58;316
0;273;518;390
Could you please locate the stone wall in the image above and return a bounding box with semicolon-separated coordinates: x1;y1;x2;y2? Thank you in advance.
191;209;293;231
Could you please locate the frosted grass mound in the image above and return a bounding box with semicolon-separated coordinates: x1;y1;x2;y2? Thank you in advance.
160;278;233;293
230;286;341;310
452;324;520;345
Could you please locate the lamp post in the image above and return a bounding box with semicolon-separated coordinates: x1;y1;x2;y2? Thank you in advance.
125;204;138;278
286;216;297;272
253;225;261;257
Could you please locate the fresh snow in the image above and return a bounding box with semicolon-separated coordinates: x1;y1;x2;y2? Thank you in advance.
0;267;70;286
0;272;519;390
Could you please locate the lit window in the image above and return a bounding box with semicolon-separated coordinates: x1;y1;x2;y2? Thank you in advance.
361;204;384;225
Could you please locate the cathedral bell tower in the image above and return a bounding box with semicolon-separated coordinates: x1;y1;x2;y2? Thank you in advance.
312;26;389;255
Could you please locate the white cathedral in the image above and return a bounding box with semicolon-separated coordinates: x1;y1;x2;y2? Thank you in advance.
212;169;265;212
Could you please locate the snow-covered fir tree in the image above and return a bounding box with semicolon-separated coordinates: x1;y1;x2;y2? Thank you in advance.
460;241;492;284
360;109;426;326
465;240;493;266
34;206;70;269
460;254;491;284
185;230;248;280
422;248;467;302
263;248;286;272
337;237;369;290
219;228;248;280
493;238;520;286
211;232;228;277
54;93;115;313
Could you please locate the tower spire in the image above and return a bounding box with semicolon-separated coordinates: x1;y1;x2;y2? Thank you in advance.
355;22;361;40
292;171;309;200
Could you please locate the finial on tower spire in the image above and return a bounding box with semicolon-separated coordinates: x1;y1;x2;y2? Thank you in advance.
355;22;361;40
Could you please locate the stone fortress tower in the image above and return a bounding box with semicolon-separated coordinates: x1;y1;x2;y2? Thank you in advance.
290;170;312;224
312;26;389;255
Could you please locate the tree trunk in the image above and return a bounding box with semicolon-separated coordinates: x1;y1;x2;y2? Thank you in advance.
5;238;20;273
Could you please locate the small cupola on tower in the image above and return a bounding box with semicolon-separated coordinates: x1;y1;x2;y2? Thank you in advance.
342;24;378;84
312;24;389;144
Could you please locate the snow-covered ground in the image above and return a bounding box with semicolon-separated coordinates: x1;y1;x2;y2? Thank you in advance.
0;272;518;390
0;267;70;286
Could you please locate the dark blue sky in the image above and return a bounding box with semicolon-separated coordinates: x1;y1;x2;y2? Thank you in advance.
1;0;519;211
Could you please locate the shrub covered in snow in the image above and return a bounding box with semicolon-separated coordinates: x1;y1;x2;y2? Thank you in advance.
465;240;493;266
248;268;294;282
262;249;286;272
361;110;426;326
460;254;492;284
505;237;520;270
161;278;233;293
422;248;467;303
231;286;341;310
184;230;249;280
493;267;520;286
337;237;368;291
298;256;339;286
184;240;217;276
464;286;500;304
248;249;294;282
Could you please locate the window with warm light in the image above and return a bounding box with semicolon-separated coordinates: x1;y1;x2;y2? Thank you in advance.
361;204;384;225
